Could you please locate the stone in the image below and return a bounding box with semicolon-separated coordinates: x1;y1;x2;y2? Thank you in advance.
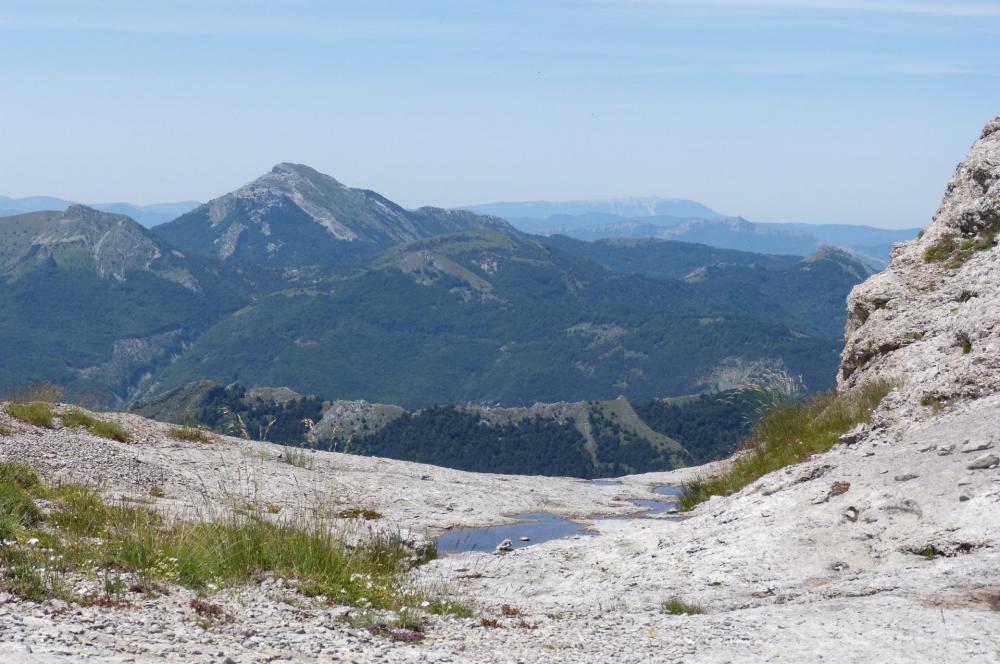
519;536;530;542
830;481;851;496
495;538;513;553
967;454;999;470
960;440;993;454
894;474;918;482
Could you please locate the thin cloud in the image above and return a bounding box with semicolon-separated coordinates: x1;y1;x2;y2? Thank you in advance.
571;0;1000;17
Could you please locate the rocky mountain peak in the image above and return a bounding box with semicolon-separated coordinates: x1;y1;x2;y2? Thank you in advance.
840;117;1000;408
155;165;513;266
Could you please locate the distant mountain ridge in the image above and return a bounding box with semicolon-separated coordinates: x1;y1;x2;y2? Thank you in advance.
134;379;770;477
0;195;200;227
1;166;876;412
154;163;513;267
464;197;920;268
144;227;853;407
0;205;256;405
464;197;724;226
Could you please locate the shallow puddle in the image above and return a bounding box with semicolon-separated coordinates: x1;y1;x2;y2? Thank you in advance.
436;512;590;554
436;485;686;555
628;498;678;516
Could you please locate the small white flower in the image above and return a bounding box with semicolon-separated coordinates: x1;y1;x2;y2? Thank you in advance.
26;538;40;546
420;601;430;608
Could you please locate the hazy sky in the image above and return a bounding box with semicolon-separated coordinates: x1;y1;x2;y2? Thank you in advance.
2;1;999;228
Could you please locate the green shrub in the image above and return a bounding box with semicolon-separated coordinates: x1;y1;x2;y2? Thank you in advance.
662;596;705;615
5;402;55;428
680;381;894;510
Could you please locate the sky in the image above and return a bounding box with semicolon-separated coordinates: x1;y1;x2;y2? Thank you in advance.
1;1;999;228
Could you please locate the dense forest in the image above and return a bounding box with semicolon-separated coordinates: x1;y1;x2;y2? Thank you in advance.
633;389;772;464
153;381;781;478
587;407;685;476
191;384;325;445
349;407;597;477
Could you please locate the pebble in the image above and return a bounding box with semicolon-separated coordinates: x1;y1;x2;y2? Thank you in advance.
894;474;918;482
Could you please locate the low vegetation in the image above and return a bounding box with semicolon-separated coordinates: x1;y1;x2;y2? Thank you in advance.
957;332;973;354
169;426;213;444
680;381;894;510
61;410;131;443
4;401;130;443
923;231;996;267
282;446;315;470
0;462;453;616
662;596;705;615
6;401;56;429
5;401;56;428
338;509;383;521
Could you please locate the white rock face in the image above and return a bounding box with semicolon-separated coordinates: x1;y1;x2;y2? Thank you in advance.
840;117;1000;405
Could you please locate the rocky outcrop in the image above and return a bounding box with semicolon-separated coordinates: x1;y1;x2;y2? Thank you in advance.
840;117;1000;410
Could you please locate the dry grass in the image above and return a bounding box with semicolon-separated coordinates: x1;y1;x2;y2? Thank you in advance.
169;426;213;444
9;382;64;403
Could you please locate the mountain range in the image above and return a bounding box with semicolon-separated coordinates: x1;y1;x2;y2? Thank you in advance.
466;199;920;268
0;195;200;227
154;163;512;268
0;165;892;412
134;379;770;477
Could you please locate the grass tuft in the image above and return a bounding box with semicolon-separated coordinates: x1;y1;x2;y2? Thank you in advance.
924;231;996;267
5;402;56;428
680;381;894;510
662;596;705;615
61;410;132;443
957;333;973;354
169;426;213;444
0;462;435;614
427;598;474;618
282;446;314;470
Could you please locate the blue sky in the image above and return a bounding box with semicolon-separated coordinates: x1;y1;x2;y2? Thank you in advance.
1;1;998;228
